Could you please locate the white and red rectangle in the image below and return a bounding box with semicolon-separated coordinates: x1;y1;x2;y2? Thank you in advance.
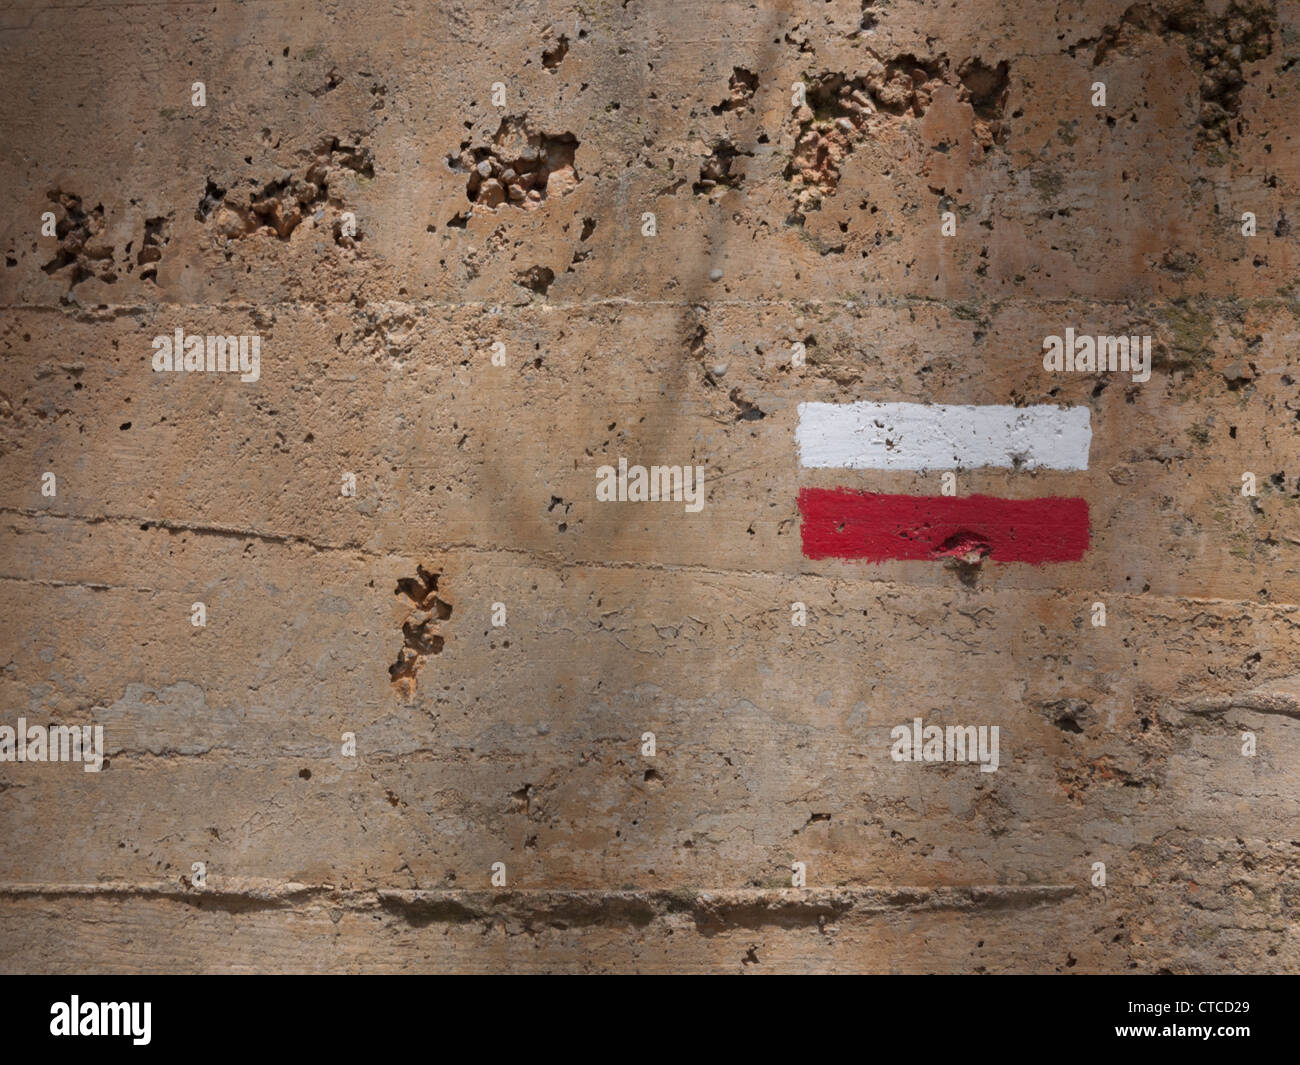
795;402;1092;563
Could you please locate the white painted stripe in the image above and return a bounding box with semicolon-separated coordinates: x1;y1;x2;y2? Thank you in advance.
796;402;1092;471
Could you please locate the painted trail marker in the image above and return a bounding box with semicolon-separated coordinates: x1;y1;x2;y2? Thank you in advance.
795;402;1091;564
798;489;1090;563
796;402;1092;471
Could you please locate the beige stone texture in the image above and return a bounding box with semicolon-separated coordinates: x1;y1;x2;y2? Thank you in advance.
0;0;1298;972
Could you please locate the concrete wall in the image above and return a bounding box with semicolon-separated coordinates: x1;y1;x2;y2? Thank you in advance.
0;0;1297;972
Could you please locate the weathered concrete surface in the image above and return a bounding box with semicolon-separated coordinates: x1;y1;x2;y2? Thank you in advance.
0;0;1297;972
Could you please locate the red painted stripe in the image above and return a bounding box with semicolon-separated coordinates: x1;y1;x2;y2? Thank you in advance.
798;489;1089;563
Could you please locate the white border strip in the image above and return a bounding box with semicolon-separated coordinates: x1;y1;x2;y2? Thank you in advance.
796;402;1092;471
